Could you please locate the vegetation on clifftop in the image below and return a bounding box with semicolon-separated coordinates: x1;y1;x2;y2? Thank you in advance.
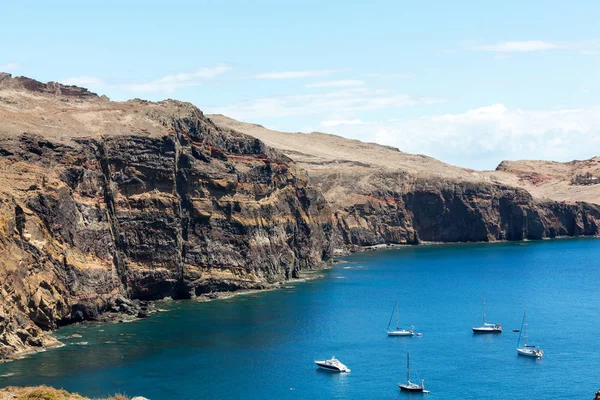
0;385;143;400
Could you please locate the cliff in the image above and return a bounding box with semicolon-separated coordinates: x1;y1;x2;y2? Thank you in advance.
209;115;600;248
0;72;598;360
490;157;600;205
0;73;333;359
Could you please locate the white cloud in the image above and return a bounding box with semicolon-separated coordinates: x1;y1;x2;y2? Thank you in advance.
472;40;600;53
318;104;600;169
366;72;415;79
214;88;443;119
255;69;339;79
321;119;365;127
0;63;20;72
123;64;231;93
475;40;559;52
306;79;364;88
61;76;107;87
60;64;231;94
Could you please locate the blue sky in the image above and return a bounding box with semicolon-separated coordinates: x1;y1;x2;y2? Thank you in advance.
2;0;599;169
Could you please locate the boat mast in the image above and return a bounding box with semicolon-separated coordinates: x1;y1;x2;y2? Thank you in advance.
396;299;399;330
481;292;487;325
406;352;410;383
483;299;486;325
523;308;528;347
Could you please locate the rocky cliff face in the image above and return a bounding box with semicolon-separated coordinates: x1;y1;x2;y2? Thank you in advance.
318;170;600;248
333;177;600;246
209;115;600;248
490;157;600;205
0;74;333;359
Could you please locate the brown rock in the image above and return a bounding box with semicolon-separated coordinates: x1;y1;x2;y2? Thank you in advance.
209;114;600;247
0;74;333;359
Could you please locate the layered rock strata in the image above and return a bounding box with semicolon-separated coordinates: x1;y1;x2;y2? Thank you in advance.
209;115;600;248
0;74;333;359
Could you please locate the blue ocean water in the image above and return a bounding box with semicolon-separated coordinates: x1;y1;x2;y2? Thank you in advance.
1;239;599;399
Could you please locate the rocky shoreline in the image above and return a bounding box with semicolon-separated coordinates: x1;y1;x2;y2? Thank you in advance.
0;297;158;363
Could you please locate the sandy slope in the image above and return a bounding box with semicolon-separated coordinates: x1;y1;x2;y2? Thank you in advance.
208;114;600;205
208;114;480;180
487;158;600;204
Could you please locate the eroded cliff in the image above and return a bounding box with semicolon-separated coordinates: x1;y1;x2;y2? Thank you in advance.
209;115;600;248
0;74;333;359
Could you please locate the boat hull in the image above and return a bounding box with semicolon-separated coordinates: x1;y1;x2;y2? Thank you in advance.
472;327;502;333
517;348;543;358
398;384;426;392
387;330;414;336
315;361;350;372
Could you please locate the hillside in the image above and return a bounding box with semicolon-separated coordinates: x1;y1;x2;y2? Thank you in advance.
489;158;600;204
209;114;600;247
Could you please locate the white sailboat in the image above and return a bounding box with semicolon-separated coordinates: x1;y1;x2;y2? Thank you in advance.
398;352;429;393
472;297;502;333
516;308;543;358
387;299;414;336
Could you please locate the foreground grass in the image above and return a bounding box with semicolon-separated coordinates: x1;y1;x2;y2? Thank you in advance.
0;386;134;400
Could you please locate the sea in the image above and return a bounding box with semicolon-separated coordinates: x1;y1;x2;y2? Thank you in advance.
1;238;599;399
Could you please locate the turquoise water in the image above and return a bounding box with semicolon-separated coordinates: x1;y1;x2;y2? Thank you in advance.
1;239;599;399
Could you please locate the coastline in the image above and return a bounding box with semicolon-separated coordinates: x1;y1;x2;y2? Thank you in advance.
335;234;600;255
194;268;330;303
1;239;599;399
4;235;599;364
0;267;333;363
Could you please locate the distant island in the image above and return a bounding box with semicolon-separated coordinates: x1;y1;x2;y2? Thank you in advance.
0;72;598;360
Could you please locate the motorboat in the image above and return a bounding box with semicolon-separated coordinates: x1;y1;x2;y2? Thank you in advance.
314;356;350;372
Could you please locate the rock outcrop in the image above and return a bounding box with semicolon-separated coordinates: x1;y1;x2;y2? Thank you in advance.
0;74;333;359
209;115;600;248
318;170;600;247
492;157;600;205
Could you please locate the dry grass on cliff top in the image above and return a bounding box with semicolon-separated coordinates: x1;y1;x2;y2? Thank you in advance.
208;114;600;205
490;158;600;204
0;386;136;400
0;74;200;147
1;73;596;205
208;114;478;181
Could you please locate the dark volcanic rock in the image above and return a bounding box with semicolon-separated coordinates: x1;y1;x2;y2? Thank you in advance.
207;115;600;248
0;74;333;359
333;178;600;246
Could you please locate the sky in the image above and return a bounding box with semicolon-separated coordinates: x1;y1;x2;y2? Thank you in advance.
2;0;599;169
